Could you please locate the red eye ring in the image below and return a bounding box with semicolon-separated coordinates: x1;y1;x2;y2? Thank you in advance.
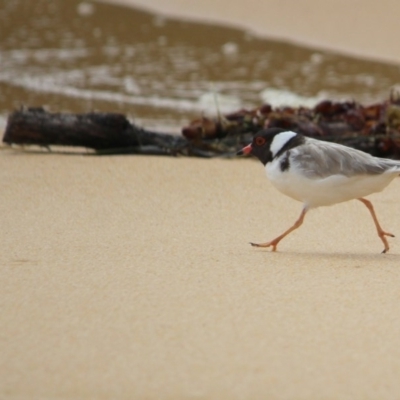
255;136;266;146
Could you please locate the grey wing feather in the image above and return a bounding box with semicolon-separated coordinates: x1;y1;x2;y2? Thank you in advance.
291;138;400;179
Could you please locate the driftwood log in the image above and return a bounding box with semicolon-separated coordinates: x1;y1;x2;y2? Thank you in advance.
2;107;189;156
4;91;400;158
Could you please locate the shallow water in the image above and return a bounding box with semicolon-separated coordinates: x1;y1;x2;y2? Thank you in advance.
1;0;400;132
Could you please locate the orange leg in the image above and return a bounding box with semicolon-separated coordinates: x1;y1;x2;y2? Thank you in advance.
357;198;395;253
251;207;308;251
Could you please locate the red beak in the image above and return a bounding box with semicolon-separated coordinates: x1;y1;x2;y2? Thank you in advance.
237;144;252;156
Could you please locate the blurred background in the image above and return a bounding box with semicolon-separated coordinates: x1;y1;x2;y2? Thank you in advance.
1;0;400;133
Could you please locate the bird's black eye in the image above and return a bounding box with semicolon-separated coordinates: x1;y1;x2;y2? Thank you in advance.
255;136;266;146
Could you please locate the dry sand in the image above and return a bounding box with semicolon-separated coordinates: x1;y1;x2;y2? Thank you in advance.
98;0;400;64
2;150;400;398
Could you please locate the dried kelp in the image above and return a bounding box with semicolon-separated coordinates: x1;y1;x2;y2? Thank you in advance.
181;90;400;158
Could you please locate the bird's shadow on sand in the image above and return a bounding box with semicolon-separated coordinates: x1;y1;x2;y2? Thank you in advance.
252;248;400;264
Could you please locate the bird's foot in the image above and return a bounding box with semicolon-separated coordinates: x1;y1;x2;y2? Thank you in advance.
382;231;395;238
250;240;279;252
378;230;394;253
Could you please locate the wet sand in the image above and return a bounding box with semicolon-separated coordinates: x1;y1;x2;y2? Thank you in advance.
2;150;400;398
100;0;400;64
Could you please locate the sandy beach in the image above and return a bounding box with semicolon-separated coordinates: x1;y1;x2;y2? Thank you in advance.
2;150;400;398
3;0;400;399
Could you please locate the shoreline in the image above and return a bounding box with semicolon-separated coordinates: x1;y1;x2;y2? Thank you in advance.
96;0;400;65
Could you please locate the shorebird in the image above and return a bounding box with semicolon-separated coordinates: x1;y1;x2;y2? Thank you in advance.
238;127;400;253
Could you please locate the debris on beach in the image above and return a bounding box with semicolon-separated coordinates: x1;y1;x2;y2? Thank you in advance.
2;107;187;156
3;90;400;158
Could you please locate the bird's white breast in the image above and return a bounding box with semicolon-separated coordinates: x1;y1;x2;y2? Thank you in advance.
265;153;399;208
